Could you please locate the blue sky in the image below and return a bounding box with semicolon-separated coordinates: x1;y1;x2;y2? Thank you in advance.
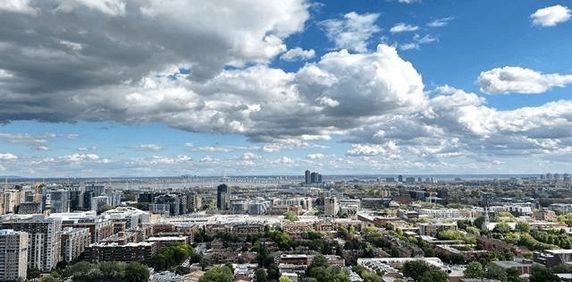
0;0;571;177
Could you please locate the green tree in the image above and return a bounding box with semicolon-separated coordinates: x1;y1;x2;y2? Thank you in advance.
402;261;430;281
269;230;293;250
308;255;329;270
125;262;150;282
255;243;274;268
266;264;280;281
493;222;512;234
529;265;559;282
199;266;233;282
361;271;382;282
389;246;400;257
306;256;350;282
558;213;572;226
279;276;293;282
41;274;56;282
255;268;268;282
485;263;508;282
464;262;484;278
419;269;448;282
403;261;447;282
474;216;485;229
99;261;125;279
284;211;299;221
515;221;530;233
152;243;193;270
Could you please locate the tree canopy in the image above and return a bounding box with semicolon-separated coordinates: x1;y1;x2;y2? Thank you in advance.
152;243;193;270
402;261;448;282
64;261;149;282
464;262;484;278
199;266;234;282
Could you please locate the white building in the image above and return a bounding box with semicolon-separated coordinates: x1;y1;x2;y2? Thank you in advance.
101;206;150;230
0;229;28;281
61;227;91;263
0;214;62;272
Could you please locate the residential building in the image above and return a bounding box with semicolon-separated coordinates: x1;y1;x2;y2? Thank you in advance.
91;196;109;212
61;227;91;263
84;242;158;263
0;214;62;272
101;206;150;230
324;197;339;217
0;229;28;281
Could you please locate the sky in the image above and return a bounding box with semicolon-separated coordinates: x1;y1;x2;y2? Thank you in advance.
0;0;571;177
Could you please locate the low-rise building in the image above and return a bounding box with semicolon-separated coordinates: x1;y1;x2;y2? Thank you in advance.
535;249;572;267
492;260;533;275
101;206;150;230
146;236;190;249
84;242;158;263
418;222;457;236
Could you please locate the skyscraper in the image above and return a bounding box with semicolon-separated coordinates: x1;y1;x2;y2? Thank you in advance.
305;170;322;184
310;172;318;184
217;184;231;210
0;229;28;281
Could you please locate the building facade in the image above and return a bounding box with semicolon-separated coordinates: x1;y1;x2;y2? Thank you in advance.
61;227;91;263
0;229;28;281
0;214;62;272
217;184;231;210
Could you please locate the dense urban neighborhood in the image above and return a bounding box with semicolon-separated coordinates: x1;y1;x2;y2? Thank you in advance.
1;173;572;281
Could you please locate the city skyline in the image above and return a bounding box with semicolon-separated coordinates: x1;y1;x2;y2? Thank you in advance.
0;0;571;177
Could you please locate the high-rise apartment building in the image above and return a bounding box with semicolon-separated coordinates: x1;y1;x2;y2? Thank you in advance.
61;227;91;263
0;214;62;272
217;184;231;210
324;196;339;217
188;193;202;212
0;229;28;281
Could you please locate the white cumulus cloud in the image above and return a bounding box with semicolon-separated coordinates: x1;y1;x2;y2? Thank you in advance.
0;153;18;161
281;47;315;61
531;5;571;26
478;66;572;94
320;12;381;53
